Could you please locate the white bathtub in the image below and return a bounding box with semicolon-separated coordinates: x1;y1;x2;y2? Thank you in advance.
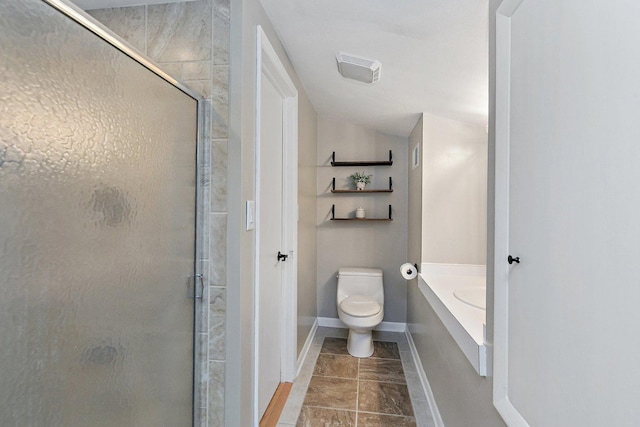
417;263;487;376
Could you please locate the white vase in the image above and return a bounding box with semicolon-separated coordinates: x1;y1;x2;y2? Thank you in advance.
356;182;366;190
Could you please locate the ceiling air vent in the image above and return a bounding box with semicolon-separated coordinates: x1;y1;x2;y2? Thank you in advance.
336;52;381;84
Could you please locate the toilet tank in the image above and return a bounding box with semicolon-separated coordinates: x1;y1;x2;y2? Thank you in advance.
337;268;384;306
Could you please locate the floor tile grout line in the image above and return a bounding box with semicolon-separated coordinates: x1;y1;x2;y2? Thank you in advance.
358;409;416;417
359;379;407;385
318;353;357;359
303;404;357;411
310;374;358;381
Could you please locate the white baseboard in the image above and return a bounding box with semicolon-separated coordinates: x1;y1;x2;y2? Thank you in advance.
296;318;318;377
406;328;445;427
317;317;406;333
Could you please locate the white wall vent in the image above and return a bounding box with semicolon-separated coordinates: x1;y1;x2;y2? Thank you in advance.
336;52;381;84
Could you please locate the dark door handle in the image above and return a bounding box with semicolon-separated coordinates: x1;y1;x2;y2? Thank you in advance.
277;251;288;262
508;255;520;264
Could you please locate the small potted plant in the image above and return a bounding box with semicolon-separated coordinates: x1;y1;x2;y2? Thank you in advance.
349;171;372;190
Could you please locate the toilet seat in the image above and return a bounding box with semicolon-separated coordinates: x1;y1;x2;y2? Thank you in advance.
339;295;381;317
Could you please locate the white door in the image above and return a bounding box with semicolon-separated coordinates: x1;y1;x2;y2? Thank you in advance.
257;73;285;419
495;1;640;426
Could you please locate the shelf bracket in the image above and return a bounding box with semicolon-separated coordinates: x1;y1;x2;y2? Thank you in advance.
331;151;336;165
331;204;335;220
388;204;392;220
389;176;393;191
389;150;393;163
332;177;336;191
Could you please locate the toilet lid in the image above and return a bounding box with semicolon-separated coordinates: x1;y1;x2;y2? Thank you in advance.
339;295;381;317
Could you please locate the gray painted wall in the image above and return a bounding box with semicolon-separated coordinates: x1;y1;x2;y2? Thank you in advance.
422;114;488;265
407;288;505;427
316;118;408;322
296;88;319;356
407;117;423;285
227;0;318;424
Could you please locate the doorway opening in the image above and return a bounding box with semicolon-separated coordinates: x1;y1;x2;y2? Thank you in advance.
253;25;299;425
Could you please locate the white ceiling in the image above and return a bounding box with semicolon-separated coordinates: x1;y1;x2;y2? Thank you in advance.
75;0;489;137
260;0;489;137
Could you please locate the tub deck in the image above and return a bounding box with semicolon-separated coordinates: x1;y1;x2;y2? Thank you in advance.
418;263;487;376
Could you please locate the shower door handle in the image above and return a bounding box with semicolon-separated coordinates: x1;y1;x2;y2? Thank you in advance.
508;255;520;265
189;274;204;299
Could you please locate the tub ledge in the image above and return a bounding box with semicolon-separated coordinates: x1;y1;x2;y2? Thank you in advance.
417;263;488;376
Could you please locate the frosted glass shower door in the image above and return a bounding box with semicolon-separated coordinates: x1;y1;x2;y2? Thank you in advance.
0;1;199;426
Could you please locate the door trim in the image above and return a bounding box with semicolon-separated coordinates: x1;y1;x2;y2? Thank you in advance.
253;25;299;425
493;0;530;426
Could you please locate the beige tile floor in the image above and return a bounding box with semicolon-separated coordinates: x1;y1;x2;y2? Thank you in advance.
277;327;436;427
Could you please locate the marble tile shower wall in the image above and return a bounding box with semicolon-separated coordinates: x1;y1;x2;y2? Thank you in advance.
88;2;229;426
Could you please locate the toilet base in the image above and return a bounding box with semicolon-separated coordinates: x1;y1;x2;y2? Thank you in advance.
347;329;374;358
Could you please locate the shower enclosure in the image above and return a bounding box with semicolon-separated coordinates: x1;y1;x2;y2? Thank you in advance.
0;0;202;425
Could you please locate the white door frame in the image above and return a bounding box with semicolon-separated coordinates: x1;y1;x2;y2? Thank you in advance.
493;0;531;426
253;25;298;424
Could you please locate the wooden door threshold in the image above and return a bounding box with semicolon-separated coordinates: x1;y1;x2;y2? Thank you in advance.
259;382;293;427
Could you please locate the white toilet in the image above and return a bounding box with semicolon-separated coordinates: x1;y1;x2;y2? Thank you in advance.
336;267;384;358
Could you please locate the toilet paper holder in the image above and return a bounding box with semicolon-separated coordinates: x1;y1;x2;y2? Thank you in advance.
400;262;420;280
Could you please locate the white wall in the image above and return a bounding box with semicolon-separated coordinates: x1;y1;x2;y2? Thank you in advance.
316;118;408;322
422;114;488;265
